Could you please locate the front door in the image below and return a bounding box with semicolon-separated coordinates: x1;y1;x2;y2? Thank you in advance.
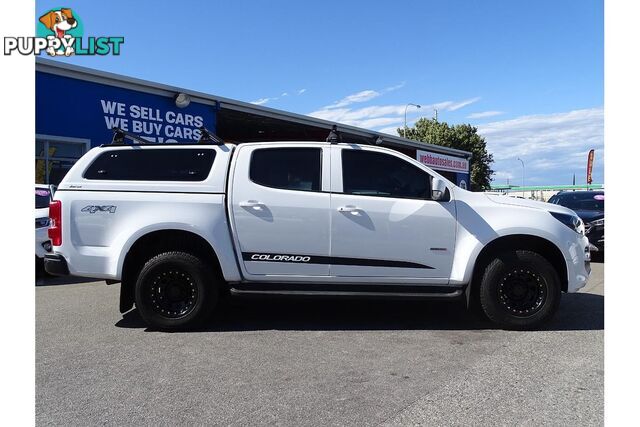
230;144;331;278
329;146;457;281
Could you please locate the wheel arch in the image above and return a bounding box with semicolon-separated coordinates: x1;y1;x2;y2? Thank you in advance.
467;234;568;307
118;229;224;313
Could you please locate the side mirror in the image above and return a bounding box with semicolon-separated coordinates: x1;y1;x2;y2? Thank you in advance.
431;177;447;201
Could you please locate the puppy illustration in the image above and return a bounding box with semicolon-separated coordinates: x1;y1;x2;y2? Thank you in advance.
38;8;77;56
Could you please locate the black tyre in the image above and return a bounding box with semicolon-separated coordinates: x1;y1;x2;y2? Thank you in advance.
134;251;218;330
479;250;561;330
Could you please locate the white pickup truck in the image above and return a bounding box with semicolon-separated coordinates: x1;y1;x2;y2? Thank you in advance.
45;134;591;330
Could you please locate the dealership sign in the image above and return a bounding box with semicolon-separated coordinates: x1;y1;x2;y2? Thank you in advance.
416;150;469;173
101;100;205;142
36;72;217;146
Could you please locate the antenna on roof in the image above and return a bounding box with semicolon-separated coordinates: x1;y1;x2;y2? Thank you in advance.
198;126;224;145
111;127;149;145
326;125;341;144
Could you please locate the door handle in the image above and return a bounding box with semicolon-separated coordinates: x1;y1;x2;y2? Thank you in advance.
337;205;362;214
239;200;264;210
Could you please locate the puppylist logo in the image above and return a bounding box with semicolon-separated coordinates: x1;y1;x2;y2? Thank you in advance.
4;7;123;56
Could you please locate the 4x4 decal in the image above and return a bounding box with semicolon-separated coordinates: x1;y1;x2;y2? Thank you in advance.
81;205;117;214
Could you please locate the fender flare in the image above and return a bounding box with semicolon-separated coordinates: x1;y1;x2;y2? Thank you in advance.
115;222;225;279
459;231;570;307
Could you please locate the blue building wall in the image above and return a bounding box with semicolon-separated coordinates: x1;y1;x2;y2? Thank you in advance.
36;72;217;146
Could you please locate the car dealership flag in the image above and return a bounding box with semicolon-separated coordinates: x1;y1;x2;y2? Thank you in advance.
586;149;595;184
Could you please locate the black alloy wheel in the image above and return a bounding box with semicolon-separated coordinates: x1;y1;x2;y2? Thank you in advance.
145;267;199;318
134;251;218;330
479;249;561;330
497;268;547;317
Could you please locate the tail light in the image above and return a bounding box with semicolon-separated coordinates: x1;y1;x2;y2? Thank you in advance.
48;200;62;246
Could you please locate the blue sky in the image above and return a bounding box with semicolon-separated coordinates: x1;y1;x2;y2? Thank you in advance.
36;0;603;185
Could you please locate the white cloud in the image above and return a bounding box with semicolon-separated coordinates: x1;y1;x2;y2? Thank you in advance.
308;97;480;131
467;110;504;119
478;108;604;161
251;88;305;105
383;82;406;92
250;97;272;105
355;117;405;129
447;97;481;111
322;83;406;110
308;98;603;185
478;108;604;185
327;90;381;109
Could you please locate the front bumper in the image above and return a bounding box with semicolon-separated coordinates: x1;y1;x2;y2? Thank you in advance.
566;235;591;293
44;254;69;276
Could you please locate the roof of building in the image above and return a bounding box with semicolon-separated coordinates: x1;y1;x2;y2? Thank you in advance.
36;58;472;159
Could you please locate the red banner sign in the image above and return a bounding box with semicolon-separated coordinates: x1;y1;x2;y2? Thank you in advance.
586;149;595;184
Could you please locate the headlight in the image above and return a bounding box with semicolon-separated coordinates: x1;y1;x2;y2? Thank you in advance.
589;218;604;227
35;217;50;228
549;212;583;234
584;218;603;234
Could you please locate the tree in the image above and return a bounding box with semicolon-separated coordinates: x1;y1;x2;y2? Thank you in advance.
398;118;494;191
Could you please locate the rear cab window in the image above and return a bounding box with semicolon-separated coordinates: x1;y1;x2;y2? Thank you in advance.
249;147;321;192
83;149;216;181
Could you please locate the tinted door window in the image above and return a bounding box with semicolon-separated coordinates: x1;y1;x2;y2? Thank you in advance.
84;149;215;181
250;148;321;192
341;150;430;199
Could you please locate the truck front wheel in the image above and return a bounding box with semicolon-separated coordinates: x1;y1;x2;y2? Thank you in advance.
479;250;561;330
134;251;218;330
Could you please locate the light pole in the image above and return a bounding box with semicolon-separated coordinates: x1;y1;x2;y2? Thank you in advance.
517;157;525;198
404;103;421;137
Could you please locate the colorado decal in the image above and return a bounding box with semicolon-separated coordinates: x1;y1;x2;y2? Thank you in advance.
242;252;433;269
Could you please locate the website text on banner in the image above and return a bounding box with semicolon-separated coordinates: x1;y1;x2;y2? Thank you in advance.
416;149;469;173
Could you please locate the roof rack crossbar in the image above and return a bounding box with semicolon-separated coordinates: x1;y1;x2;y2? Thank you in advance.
111;127;150;145
326;125;341;144
198;126;224;145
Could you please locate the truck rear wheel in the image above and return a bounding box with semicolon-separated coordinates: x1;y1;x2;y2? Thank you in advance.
479;250;561;330
134;251;218;330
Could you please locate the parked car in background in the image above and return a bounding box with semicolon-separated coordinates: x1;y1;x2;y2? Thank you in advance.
548;190;604;252
36;184;53;275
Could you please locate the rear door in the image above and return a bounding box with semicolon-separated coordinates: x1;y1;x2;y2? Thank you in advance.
229;144;331;279
329;146;457;282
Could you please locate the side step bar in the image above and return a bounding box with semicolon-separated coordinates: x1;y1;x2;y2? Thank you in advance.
229;283;466;299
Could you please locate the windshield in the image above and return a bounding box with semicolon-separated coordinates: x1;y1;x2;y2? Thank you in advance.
551;193;604;211
35;188;51;209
